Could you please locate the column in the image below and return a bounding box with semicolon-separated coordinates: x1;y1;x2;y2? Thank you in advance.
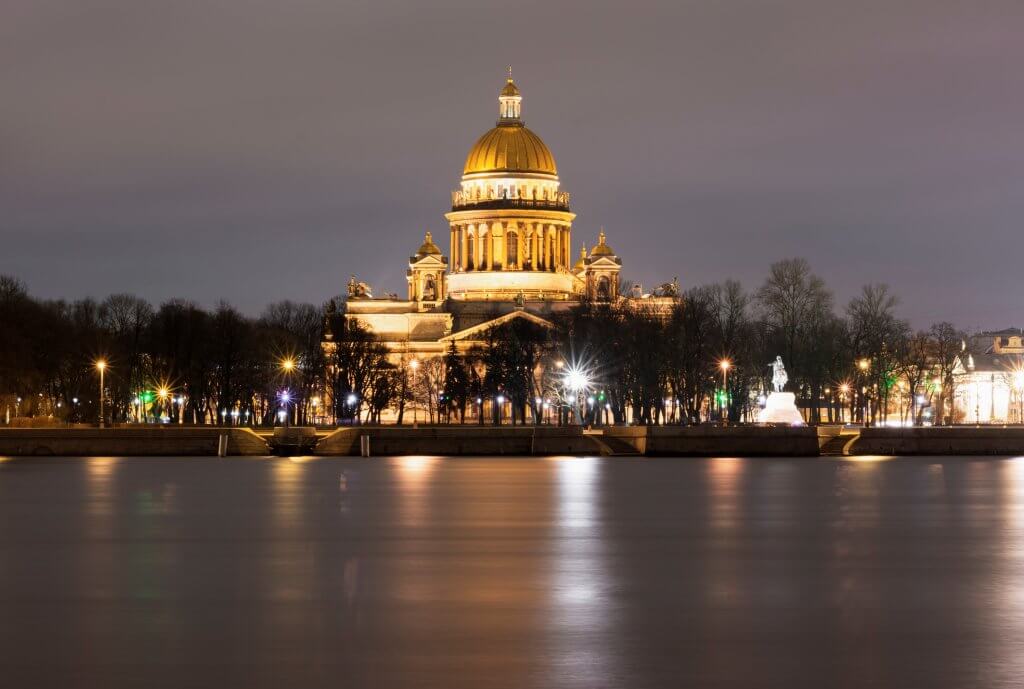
450;227;457;271
492;222;503;270
547;225;555;272
516;223;524;270
460;226;468;271
482;224;490;271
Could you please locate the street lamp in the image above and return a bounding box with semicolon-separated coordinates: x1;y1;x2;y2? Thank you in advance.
279;390;291;428
718;359;731;425
1014;369;1024;424
564;365;591;425
345;393;357;426
410;358;420;426
95;360;107;428
158;387;169;421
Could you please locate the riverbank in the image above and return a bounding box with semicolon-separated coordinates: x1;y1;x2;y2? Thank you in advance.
5;425;1024;457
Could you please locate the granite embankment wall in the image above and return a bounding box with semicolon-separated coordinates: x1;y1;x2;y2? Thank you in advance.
316;425;822;456
850;427;1024;455
315;426;603;456
604;426;822;457
0;428;269;456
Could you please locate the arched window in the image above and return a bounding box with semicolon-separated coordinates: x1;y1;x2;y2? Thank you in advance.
597;276;611;301
506;232;519;270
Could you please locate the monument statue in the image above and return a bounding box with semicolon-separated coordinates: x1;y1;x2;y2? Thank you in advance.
770;355;788;393
758;355;803;425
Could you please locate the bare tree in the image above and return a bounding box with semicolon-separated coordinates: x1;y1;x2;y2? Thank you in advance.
929;322;966;425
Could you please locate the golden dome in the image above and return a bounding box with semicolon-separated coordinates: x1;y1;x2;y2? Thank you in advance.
463;76;557;176
463;125;557;176
416;231;441;255
590;231;615;257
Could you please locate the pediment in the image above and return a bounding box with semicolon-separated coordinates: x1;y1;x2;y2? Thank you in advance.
439;309;556;342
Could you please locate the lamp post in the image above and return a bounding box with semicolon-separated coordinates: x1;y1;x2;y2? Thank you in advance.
1014;370;1024;424
857;358;870;425
279;390;291;428
95;360;107;428
719;359;731;425
158;387;169;423
839;384;850;424
280;358;298;424
410;358;420;426
564;366;590;426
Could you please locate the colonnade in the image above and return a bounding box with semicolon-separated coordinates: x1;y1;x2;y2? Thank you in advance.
449;222;571;272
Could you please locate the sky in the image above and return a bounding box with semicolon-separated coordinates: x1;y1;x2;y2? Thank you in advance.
2;0;1023;329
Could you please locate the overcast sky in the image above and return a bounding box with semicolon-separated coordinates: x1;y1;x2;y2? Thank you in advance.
2;0;1022;329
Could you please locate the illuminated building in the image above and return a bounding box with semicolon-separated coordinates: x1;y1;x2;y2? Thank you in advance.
326;74;670;364
953;331;1024;423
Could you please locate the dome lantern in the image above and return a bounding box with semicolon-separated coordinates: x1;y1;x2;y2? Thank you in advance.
498;66;522;122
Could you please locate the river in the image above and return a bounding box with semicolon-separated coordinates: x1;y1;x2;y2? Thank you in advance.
2;455;1023;687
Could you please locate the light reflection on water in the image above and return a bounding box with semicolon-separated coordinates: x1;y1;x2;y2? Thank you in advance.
2;455;1024;687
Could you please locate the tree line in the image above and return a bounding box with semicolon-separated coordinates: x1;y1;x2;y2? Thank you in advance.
1;258;969;426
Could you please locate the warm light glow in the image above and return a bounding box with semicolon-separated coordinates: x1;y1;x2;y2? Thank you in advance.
719;359;731;371
95;359;107;372
839;383;851;395
1015;370;1024;392
410;359;420;371
858;358;870;371
281;358;296;372
565;366;590;392
158;387;169;399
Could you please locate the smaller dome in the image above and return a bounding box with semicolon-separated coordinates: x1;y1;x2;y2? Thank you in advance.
574;246;588;271
416;231;441;256
501;78;520;98
590;231;615;257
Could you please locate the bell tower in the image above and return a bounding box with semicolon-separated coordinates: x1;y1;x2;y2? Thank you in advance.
406;232;447;307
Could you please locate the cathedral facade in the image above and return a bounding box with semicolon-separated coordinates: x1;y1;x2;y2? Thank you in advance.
331;75;638;361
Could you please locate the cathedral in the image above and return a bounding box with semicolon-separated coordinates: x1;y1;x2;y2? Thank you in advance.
330;74;664;361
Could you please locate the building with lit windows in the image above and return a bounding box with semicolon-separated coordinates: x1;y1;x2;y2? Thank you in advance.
953;330;1024;424
325;74;666;362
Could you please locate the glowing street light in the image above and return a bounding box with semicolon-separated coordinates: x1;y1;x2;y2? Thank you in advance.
278;390;291;428
95;359;107;428
718;359;731;425
565;367;590;393
281;358;296;373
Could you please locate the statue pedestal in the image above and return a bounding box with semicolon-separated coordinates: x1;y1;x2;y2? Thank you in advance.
757;392;805;425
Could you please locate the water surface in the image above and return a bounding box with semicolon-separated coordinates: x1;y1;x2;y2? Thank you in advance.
2;455;1024;688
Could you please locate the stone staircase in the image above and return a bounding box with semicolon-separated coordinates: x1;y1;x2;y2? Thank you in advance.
819;430;859;456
